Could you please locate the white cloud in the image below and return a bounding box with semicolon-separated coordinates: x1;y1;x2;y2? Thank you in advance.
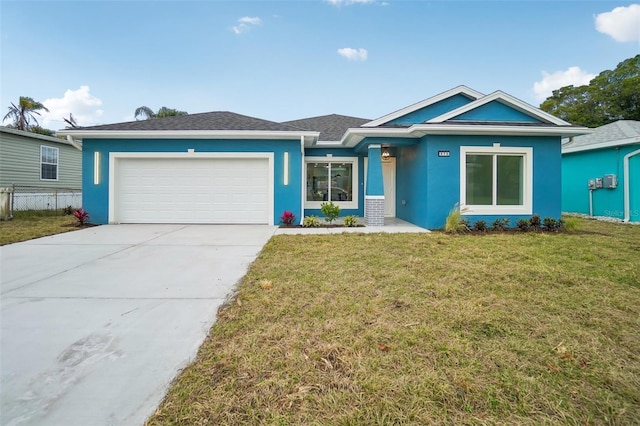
595;4;640;42
41;86;104;129
532;67;596;102
337;47;368;61
232;16;261;34
327;0;375;6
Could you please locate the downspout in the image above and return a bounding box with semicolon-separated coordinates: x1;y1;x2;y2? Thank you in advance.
623;147;640;222
66;135;82;151
300;135;305;225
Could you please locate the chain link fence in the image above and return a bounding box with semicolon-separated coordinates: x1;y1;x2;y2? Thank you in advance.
1;185;82;218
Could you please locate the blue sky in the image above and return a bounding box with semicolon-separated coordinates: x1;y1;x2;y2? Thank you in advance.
1;1;638;130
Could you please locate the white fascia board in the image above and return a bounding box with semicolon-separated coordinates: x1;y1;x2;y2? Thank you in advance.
562;137;640;154
427;91;572;126
361;85;485;128
58;129;320;141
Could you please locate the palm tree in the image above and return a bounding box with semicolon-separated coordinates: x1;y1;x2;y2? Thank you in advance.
134;106;188;120
63;113;80;128
3;96;50;131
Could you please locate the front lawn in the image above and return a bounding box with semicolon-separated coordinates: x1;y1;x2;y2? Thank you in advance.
0;210;80;246
147;219;640;425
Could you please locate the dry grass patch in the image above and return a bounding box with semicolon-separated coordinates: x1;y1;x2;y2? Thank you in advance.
148;219;640;425
0;210;81;245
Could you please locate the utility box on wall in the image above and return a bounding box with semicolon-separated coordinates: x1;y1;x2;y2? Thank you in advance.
602;174;618;189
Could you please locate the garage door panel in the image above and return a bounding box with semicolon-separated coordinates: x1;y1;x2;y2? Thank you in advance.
115;157;270;224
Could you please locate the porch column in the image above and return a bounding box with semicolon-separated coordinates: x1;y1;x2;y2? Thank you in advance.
365;144;385;226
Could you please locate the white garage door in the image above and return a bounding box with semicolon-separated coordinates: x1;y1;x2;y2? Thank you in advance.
115;157;271;224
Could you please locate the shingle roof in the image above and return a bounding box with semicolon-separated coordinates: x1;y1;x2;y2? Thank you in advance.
282;114;371;141
562;120;640;152
77;111;306;132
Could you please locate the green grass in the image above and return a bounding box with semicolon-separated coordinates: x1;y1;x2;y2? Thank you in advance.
146;218;640;425
0;210;81;245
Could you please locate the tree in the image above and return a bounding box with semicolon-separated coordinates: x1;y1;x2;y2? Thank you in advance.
3;96;50;131
134;106;188;120
540;55;640;127
63;113;80;129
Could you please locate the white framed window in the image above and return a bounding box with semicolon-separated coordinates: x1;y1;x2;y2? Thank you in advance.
305;157;358;209
460;146;532;215
40;145;59;181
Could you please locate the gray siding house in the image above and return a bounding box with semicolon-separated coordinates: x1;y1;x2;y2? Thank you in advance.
0;127;82;210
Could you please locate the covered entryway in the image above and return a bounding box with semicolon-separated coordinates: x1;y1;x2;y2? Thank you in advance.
111;153;273;224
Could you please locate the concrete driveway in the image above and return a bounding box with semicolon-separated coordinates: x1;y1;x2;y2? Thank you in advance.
0;224;276;426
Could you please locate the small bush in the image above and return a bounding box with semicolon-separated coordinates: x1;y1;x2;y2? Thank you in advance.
530;214;541;231
516;219;530;232
343;215;359;227
302;215;321;227
320;202;340;224
473;220;487;232
543;217;559;231
73;208;89;225
491;218;510;231
561;216;581;232
62;205;75;215
280;210;296;226
444;204;469;233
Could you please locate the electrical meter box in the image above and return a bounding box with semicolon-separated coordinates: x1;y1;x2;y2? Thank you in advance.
603;174;618;189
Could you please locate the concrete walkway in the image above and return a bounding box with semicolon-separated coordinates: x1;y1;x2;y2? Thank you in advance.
274;217;430;235
0;225;276;426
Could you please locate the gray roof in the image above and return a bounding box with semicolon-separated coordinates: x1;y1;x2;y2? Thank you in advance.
563;120;640;152
282;114;370;141
0;126;78;146
77;111;306;132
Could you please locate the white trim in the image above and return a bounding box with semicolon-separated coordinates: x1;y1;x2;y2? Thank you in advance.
362;86;484;127
459;146;533;215
340;124;591;148
428;91;572;126
365;195;385;200
562;137;640;154
108;152;275;225
304;156;359;209
367;144;382;149
60;129;319;141
40;145;59;181
623;148;640;222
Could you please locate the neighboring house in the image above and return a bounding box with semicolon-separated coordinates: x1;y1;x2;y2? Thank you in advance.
0;126;82;210
59;86;588;228
562;120;640;223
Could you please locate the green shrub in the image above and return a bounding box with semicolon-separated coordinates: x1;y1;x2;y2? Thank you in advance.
343;215;359;227
491;218;510;231
444;203;469;233
543;217;559;231
473;220;487;232
320;202;340;224
302;216;321;227
530;214;541;231
62;205;75;215
516;219;530;231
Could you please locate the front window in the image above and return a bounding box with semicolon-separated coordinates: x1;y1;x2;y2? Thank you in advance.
305;158;358;209
40;145;59;181
460;146;532;215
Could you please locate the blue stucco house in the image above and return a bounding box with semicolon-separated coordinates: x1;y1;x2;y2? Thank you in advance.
562;120;640;222
59;86;588;229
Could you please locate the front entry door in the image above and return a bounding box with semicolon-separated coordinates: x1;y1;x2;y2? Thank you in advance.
382;158;396;217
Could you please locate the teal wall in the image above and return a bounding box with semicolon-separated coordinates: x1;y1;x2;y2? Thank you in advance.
562;145;640;222
82;138;302;224
452;101;542;123
386;94;474;125
395;135;561;229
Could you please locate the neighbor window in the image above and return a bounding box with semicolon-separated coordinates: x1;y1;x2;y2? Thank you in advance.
40;145;59;181
305;158;358;209
460;146;532;215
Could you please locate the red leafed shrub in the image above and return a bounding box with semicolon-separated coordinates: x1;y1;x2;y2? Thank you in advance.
280;210;296;225
73;208;90;225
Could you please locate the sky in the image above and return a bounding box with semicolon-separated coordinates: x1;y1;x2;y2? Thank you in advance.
1;0;639;131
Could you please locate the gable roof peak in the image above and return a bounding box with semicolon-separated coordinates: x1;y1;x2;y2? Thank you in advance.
362;85;485;128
